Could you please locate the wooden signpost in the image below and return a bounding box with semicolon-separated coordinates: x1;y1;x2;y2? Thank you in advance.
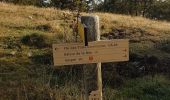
53;16;129;100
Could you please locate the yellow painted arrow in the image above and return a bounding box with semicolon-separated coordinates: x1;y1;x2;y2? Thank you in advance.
78;19;85;42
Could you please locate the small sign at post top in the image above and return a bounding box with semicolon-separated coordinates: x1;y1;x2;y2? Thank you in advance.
78;18;88;46
78;18;85;42
53;39;129;66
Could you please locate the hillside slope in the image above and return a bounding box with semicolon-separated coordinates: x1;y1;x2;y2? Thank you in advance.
0;2;170;100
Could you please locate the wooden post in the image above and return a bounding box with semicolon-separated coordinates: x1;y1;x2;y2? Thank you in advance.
81;16;102;100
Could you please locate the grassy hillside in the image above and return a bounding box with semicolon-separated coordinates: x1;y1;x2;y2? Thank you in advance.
0;2;170;100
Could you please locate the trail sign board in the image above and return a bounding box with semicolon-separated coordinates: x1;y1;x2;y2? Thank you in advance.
53;39;129;66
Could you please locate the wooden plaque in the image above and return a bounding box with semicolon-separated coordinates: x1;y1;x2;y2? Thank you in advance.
53;39;129;66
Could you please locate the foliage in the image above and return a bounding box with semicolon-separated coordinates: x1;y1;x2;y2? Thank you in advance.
1;0;170;21
2;36;21;49
102;75;170;100
36;24;52;32
148;0;170;20
98;0;170;21
117;75;170;100
155;39;170;53
21;33;51;48
30;50;53;65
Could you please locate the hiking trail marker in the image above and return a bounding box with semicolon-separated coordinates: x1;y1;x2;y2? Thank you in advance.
78;18;88;46
78;18;85;42
53;39;129;66
53;16;129;100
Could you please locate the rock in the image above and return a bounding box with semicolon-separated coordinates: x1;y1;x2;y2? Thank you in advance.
28;16;33;20
10;51;16;56
27;51;33;57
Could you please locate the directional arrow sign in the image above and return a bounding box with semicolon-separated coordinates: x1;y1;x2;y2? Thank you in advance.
53;39;129;66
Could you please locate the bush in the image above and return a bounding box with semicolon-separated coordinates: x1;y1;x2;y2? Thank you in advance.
155;39;170;53
3;36;21;49
117;76;170;100
36;24;52;32
30;50;53;65
21;33;51;48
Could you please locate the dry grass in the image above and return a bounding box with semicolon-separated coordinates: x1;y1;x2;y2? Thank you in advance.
96;12;170;32
0;2;74;38
0;2;170;39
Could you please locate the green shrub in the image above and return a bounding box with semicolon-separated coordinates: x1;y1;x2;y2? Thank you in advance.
155;39;170;53
30;50;53;65
118;76;170;100
21;33;51;48
3;36;21;49
36;24;52;32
